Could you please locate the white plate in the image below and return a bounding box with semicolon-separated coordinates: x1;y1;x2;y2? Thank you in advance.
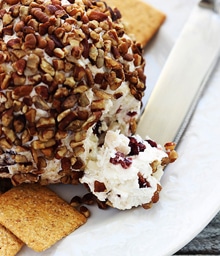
18;0;220;255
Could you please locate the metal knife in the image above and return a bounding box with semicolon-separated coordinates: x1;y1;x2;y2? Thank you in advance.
136;0;220;146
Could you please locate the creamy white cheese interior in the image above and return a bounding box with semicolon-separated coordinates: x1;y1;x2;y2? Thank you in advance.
81;130;168;210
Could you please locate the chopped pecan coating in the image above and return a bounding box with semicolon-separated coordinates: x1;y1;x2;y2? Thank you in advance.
0;0;145;185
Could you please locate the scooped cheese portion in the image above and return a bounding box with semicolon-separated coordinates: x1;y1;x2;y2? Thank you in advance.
80;130;168;210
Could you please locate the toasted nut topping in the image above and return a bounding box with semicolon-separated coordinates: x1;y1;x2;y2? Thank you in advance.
168;150;178;163
2;126;16;143
79;205;90;218
33;95;50;110
0;73;10;89
94;180;106;192
70;196;82;207
142;202;153;210
82;193;95;205
23;33;37;49
32;139;56;150
40;59;55;75
55;146;67;159
12;173;38;186
91;99;106;111
0;0;147;186
0;138;12;150
7;38;21;49
30;7;49;23
164;142;176;151
3;13;13;26
88;10;108;22
5;0;20;5
12;59;26;75
26;53;40;72
36;117;56;129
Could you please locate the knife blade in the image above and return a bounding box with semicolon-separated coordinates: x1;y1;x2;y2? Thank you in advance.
136;3;220;146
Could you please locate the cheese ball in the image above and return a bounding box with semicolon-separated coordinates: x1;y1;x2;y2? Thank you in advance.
0;0;145;185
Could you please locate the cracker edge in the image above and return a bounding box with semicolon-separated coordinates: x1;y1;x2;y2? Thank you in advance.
0;184;87;252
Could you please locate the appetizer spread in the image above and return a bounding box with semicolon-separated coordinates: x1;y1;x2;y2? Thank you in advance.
0;0;177;254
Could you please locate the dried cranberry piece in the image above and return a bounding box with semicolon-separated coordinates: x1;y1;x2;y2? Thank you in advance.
121;157;132;169
92;120;102;136
138;172;151;188
128;137;146;156
127;111;137;117
110;152;132;169
146;139;157;148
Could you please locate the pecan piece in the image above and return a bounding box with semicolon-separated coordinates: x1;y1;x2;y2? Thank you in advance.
40;148;54;160
5;0;20;4
27;18;39;32
44;38;55;56
25;108;36;124
33;95;50;111
26;53;40;72
12;49;26;59
104;56;122;70
2;13;13;26
2;24;13;36
94;180;106;192
81;111;102;130
88;10;108;22
30;8;49;23
0;92;7;104
151;184;162;203
36;117;56;129
13;114;26;133
70;195;82;207
23;33;37;49
12;85;33;99
79;206;90;218
40;59;55;76
11;72;26;86
0;73;10;90
2;126;16;143
72;130;87;142
6;38;21;49
54;48;66;58
12;59;26;75
35;85;49;100
91;99;105;111
64;77;75;88
55;146;67;159
58;110;78;130
61;157;71;172
12;173;38;186
32;139;56;150
78;92;90;107
0;138;12;150
53;59;65;71
89;44;98;61
62;94;77;109
39;129;55;141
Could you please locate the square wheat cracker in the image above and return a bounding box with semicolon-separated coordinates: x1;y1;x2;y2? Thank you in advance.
0;184;86;252
104;0;166;47
0;223;24;256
